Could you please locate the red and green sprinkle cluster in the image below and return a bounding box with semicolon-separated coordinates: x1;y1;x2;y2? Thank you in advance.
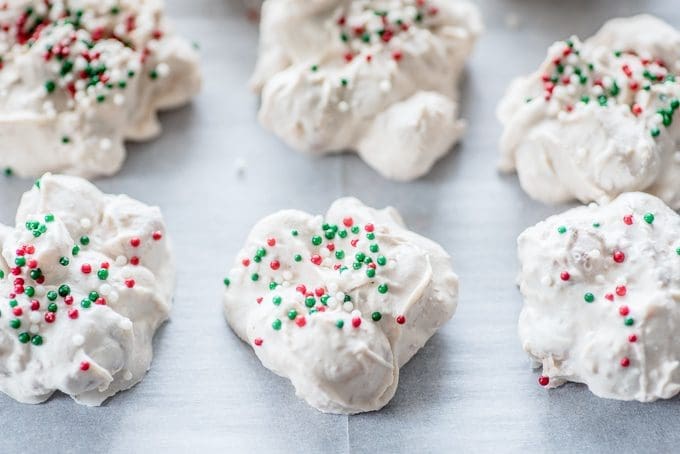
310;0;439;73
0;200;163;373
539;209;670;386
531;38;679;138
0;1;167;144
225;215;408;347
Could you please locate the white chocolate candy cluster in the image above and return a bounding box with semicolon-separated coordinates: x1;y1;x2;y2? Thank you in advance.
517;192;680;401
223;198;458;413
0;0;202;178
0;174;174;405
252;0;481;181
498;15;680;209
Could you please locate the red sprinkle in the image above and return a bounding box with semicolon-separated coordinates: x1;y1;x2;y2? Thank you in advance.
396;315;406;325
81;264;92;274
612;250;625;263
620;357;630;368
616;285;627;297
69;309;79;319
560;271;570;281
270;260;280;271
628;334;637;343
130;237;141;248
343;217;353;227
80;361;90;371
623;215;634;225
267;238;276;247
352;317;361;328
619;305;629;316
310;255;322;265
152;231;163;241
30;300;40;311
125;279;136;289
538;375;550;386
295;316;307;327
253;338;263;346
44;312;55;323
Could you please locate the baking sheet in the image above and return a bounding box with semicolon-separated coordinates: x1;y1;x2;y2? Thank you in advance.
1;0;679;452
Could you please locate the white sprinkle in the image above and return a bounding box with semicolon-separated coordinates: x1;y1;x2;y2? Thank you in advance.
124;370;133;380
282;270;293;281
109;291;119;303
100;138;112;151
541;275;553;287
99;284;112;296
379;80;392;92
80;218;91;229
119;319;133;330
114;93;125;106
234;157;247;177
156;62;170;78
342;301;353;312
73;334;85;346
115;255;128;266
29;312;41;324
338;101;349;112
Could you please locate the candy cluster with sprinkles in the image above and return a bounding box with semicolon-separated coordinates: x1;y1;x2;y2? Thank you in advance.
0;0;201;178
498;15;680;211
333;0;441;67
251;0;481;181
223;198;458;414
528;36;679;138
517;191;680;402
0;174;174;406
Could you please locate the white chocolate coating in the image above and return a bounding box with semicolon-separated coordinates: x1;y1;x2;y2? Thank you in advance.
517;192;680;401
252;0;481;181
498;15;680;209
0;0;202;178
223;198;458;413
0;174;173;405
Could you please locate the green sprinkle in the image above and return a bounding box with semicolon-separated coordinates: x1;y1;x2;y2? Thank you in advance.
273;296;282;306
44;214;54;222
251;273;259;282
256;247;266;258
18;332;30;343
291;230;298;237
72;245;80;256
644;213;655;224
584;292;595;303
624;317;634;326
24;286;34;297
335;250;345;260
97;269;109;280
378;284;389;294
305;297;316;308
311;236;322;246
370;244;379;253
59;257;70;266
272;319;282;330
651;127;661;138
336;320;344;329
223;278;230;287
371;312;382;322
45;80;56;93
81;299;91;309
287;310;297;320
366;268;376;278
377;256;387;266
269;282;277;291
557;226;567;234
294;254;302;262
10;319;20;329
47;291;57;301
79;236;90;246
88;291;99;302
58;285;71;297
31;335;43;346
47;303;57;313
